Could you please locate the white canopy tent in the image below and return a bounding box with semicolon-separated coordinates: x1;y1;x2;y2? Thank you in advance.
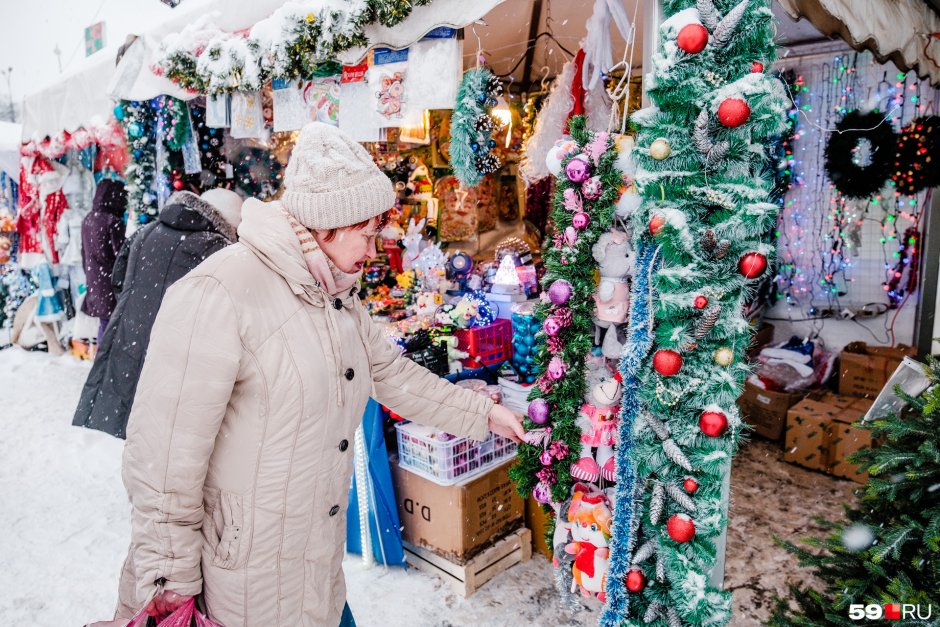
0;121;22;179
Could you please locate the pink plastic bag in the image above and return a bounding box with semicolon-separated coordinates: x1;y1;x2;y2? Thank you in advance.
125;597;222;627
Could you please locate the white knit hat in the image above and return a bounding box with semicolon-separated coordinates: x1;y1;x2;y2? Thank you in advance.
280;122;395;230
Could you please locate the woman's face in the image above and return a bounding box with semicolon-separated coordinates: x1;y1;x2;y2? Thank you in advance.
313;217;381;274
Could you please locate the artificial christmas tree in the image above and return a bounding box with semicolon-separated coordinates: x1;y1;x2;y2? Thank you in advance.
771;358;940;627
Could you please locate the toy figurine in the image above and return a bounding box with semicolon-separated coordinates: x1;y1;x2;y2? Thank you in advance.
564;484;613;601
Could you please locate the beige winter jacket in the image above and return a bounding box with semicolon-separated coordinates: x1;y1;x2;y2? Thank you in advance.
115;198;493;626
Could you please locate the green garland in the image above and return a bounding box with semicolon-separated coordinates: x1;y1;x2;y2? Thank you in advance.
119;100;159;223
450;67;502;187
621;0;789;624
509;115;620;506
156;0;435;95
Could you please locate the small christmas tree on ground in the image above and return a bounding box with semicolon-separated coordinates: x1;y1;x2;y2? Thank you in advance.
771;358;940;626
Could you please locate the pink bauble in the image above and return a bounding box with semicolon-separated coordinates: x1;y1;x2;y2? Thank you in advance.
581;176;603;200
547;356;567;381
533;482;553;504
528;398;550;425
717;98;751;128
539;450;554;465
548;279;573;305
543;316;562;337
572;212;591;230
565;154;591;183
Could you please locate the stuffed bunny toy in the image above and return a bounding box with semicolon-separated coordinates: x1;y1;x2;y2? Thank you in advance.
592;228;632;360
401;218;426;271
570;357;622;484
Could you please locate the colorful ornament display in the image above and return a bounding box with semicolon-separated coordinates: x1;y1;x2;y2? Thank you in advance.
677;23;709;54
717;98;751;128
699;409;729;437
512;308;542;384
666;513;696;543
653;349;683;376
738;251;768;279
119;100;159;222
649;138;671;160
451;67;503;187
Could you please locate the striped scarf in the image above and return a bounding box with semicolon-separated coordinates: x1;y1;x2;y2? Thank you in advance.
282;209;361;296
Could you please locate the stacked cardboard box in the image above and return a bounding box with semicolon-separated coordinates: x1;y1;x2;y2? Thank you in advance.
737;380;805;441
838;342;916;398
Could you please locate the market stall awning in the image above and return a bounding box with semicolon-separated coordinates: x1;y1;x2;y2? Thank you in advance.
777;0;940;85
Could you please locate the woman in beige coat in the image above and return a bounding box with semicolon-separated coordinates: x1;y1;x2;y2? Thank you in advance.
107;123;524;626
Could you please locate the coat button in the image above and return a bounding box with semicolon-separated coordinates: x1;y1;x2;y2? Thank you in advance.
333;298;343;310
329;505;340;517
339;439;349;452
344;368;355;380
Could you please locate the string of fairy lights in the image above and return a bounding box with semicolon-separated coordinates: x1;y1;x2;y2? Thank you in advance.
773;50;939;340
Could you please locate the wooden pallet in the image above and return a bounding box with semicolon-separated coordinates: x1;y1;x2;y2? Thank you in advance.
403;527;532;597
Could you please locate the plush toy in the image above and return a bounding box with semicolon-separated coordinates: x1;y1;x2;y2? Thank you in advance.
401;218;427;271
414;291;442;318
570;357;622;483
407;163;434;197
592;228;633;359
395;270;416;292
436;335;468;373
450;297;480;329
380;222;405;273
564;483;613;601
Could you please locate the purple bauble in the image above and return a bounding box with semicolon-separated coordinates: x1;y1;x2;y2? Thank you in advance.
565;154;591;183
548;279;573;305
543;316;562;337
547;356;567;381
539;450;554;465
572;212;591;230
582;176;603;200
528;398;550;425
533;482;553;505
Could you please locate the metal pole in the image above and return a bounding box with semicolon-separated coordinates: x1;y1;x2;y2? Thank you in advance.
641;0;662;109
914;189;940;356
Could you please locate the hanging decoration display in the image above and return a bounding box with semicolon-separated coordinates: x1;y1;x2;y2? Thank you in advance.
154;0;435;95
823;110;896;199
118;100;159;223
449;67;503;187
891;115;940;196
598;0;788;623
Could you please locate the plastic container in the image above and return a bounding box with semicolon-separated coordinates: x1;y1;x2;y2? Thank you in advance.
454;319;513;367
395;421;517;486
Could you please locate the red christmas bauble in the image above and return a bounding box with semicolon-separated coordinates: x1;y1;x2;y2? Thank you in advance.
653;349;683;376
677;23;709;54
626;568;647;592
649;215;666;236
699;410;729;437
738;251;768;279
683;477;700;494
172;179;184;190
693;295;709;309
751;61;765;73
667;514;696;543
717;98;751;128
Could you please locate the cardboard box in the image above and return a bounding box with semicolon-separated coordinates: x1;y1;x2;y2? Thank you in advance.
828;397;874;483
525;495;552;559
738;380;805;440
783;400;833;471
839;342;916;398
391;460;524;562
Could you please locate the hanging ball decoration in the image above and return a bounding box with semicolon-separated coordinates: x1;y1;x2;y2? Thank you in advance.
649;214;666;236
751;61;765;73
650;138;671;160
717;98;751;128
172;179;184;190
693;295;709;309
127;122;143;138
683;477;700;494
667;513;696;543
653;349;683;377
528;398;550;425
543;316;562;337
713;347;734;367
114;105;125;121
533;482;552;504
565;154;592;183
699;410;729;437
738;251;768;279
548;279;573;305
572;212;591;230
626;568;647;592
471;142;481;154
547;356;567;381
133;150;142;159
676;23;709;54
581;176;603;200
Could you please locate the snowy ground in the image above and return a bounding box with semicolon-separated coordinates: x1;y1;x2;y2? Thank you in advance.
0;347;856;626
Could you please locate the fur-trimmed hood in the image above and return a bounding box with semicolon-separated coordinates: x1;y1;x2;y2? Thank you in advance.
160;191;237;243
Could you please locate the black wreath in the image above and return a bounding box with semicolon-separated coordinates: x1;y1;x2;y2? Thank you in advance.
892;116;940;196
824;111;897;199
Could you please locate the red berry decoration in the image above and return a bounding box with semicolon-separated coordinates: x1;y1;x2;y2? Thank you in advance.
667;513;696;543
653;349;683;376
693;295;708;309
717;98;751;128
751;61;765;73
683;477;700;494
626;568;647;592
677;23;708;54
172;179;184;190
738;251;768;279
649;214;666;236
699;410;729;437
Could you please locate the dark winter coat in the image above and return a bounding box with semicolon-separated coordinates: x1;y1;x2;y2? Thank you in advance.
81;179;127;318
72;191;237;438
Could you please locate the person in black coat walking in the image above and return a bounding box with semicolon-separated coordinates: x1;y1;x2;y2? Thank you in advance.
72;189;243;438
81;179;127;344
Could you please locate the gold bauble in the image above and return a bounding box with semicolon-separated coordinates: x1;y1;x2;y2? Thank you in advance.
713;347;734;367
650;138;671;160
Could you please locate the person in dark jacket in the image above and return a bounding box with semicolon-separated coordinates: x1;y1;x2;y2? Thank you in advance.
72;188;243;438
81;179;128;344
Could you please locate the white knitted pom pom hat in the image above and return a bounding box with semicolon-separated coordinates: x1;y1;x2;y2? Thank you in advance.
280;122;395;230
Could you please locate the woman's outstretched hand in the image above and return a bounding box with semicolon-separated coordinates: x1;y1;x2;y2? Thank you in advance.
487;404;526;442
